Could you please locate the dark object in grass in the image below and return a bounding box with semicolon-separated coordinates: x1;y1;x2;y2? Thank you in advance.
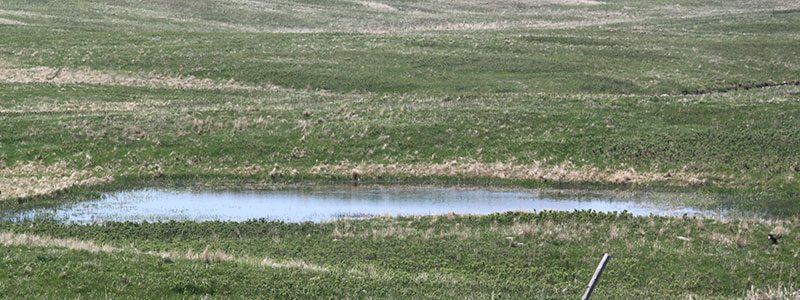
768;234;780;245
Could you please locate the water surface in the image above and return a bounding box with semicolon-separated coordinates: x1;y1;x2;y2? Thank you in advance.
8;187;719;223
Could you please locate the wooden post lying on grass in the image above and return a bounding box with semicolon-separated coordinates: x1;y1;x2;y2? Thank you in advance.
581;253;610;300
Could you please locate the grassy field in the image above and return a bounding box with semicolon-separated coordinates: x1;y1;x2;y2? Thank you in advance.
2;211;799;299
1;0;800;298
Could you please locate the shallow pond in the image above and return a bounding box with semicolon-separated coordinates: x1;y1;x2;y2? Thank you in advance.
6;186;722;223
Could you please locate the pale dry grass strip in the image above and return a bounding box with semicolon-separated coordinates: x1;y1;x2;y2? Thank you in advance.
259;256;327;272
0;17;26;25
153;247;327;271
353;0;398;12
101;4;265;32
443;0;604;5
4;0;798;34
0;161;74;176
745;285;800;300
336;216;596;242
0;66;273;91
0;99;174;114
505;219;593;242
0;230;437;279
310;160;706;186
0;176;113;201
0;162;113;202
3;230;466;284
1;230;328;272
1;231;116;253
706;232;735;247
305;17;632;34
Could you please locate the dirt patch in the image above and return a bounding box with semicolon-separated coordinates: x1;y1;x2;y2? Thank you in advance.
310;160;707;186
0;66;274;90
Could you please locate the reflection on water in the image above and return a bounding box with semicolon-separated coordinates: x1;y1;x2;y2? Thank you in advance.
7;187;718;223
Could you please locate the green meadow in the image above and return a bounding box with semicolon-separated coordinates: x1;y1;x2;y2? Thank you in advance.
1;0;799;298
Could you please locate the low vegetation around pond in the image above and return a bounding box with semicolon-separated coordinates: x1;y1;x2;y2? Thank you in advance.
1;211;798;299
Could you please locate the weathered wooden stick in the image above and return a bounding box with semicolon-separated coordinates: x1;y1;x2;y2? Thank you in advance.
581;253;610;300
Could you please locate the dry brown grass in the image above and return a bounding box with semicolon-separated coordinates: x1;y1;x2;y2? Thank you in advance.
332;227;343;240
771;225;789;237
735;235;747;249
368;224;425;240
153;246;327;271
5;0;800;34
1;230;328;272
310;160;707;186
745;285;800;300
265;164;298;178
0;17;27;25
353;0;398;12
535;220;590;241
0;231;116;253
0;96;194;114
707;232;735;247
696;219;706;231
0;161;113;202
329;215;601;242
259;256;328;272
368;17;632;33
608;224;628;240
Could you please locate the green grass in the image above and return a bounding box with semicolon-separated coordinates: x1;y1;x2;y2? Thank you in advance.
2;16;799;95
2;82;799;215
2;211;799;299
1;0;800;298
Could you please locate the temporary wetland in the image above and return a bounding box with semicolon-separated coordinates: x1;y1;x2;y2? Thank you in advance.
5;186;724;224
